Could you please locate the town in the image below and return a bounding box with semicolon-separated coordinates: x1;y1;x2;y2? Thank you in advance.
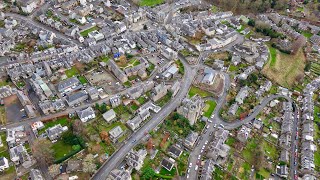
0;0;319;180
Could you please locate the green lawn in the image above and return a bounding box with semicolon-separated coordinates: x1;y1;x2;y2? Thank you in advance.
159;167;176;177
137;96;147;104
52;140;74;159
268;45;277;67
38;118;70;135
156;93;172;107
16;81;25;88
139;0;164;7
104;121;127;132
80;26;99;37
314;148;320;169
65;66;80;78
225;137;236;146
242;139;258;163
229;65;239;72
262;140;277;160
188;86;212;98
203;100;216;117
314;106;320;123
236;25;245;33
302;31;313;38
130;104;139;111
78;76;88;84
0;80;10;87
0;133;8;155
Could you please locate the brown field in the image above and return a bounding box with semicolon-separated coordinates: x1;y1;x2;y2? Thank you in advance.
262;49;306;88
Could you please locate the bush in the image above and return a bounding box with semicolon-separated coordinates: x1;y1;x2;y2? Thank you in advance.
248;19;255;27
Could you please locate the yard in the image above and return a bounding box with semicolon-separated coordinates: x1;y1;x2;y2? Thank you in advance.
38;117;70;135
78;76;88;84
203;100;216;118
188;86;213;98
65;66;80;78
0;106;6;125
52;140;74;160
262;48;306;88
80;26;99;37
139;0;164;7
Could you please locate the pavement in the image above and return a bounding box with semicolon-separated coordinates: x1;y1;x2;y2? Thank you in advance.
289;103;300;180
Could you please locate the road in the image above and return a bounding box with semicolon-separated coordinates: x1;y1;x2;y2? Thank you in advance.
92;57;196;180
289;103;299;180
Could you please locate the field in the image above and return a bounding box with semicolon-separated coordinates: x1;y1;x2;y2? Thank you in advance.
52;140;74;159
262;49;306;88
268;45;277;67
203;100;216;118
78;76;88;84
80;26;99;37
65;66;80;78
188;86;212;98
139;0;164;6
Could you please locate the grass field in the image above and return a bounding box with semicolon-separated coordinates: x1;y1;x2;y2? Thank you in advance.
188;86;212;98
268;45;277;67
139;0;164;6
262;48;306;88
78;76;88;84
301;31;313;38
65;66;80;78
52;140;74;159
203;100;217;118
80;26;99;37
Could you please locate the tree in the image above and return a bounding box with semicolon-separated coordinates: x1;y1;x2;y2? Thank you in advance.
141;167;155;179
32;139;54;165
143;24;148;30
72;119;87;138
95;103;99;110
248;19;255;27
82;154;96;173
48;164;60;178
61;131;79;145
100;103;107;113
291;35;307;55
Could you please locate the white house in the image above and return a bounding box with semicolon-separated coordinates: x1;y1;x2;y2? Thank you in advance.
0;157;9;171
76;107;96;123
102;109;116;123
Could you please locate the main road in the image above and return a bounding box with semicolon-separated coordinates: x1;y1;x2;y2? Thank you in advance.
92;57;196;180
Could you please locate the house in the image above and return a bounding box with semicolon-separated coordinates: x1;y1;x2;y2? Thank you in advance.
168;145;183;159
280;150;290;164
107;169;132;180
177;95;204;125
30;168;44;180
102;109;116;123
161;47;178;60
76;106;96;123
276;165;288;178
110;95;122;108
9;144;31;166
17;0;40;14
228;103;239;116
199;159;215;180
127;115;143;130
0;157;9;171
235;86;250;104
46;124;68;141
201;68;216;85
109;126;124;143
206;127;230;164
126;149;147;171
87;87;99;100
184;131;199;148
66;91;88;107
107;60;128;83
151;83;169;102
57;77;81;93
169;81;181;97
237;125;251;142
161;157;175;171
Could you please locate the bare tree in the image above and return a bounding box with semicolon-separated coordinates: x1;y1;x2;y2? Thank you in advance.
82;154;96;173
32;139;54;165
291;35;307;55
48;164;60;178
72;119;88;140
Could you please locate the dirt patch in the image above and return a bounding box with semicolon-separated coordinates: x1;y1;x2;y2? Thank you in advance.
262;49;306;88
74;62;85;72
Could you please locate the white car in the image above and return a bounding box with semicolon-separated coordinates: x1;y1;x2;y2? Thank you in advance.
198;155;201;160
188;163;192;168
195;165;198;171
210;114;215;118
204;140;208;145
208;119;212;123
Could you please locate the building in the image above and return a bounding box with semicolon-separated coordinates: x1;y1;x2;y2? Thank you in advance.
66;91;88;107
169;80;180;97
30;168;44;180
161;157;175;171
46;124;68;141
151;83;168;102
9;144;31;166
126;149;147;171
107;169;131;180
57;77;81;93
235;86;250;104
237;125;251;142
76;106;96;123
184;131;199;148
168;145;183;159
109;126;124;143
110;95;122;108
126;116;143;131
107;60;128;83
0;157;9;171
0;85;15;100
177;95;204;125
102;109;116;123
17;0;41;14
